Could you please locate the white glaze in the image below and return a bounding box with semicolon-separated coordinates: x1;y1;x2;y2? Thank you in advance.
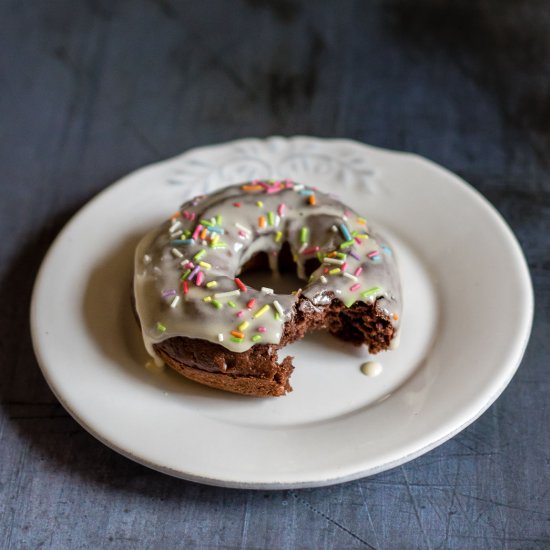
134;181;401;356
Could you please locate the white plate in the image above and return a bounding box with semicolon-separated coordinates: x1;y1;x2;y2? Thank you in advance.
31;137;533;489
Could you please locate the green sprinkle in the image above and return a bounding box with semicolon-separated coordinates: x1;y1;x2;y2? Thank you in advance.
193;249;206;261
329;267;341;275
316;252;324;262
211;242;227;249
182;229;191;237
156;322;166;333
230;336;244;343
200;219;213;227
268;211;275;226
340;239;355;249
216;214;222;225
300;226;309;244
274;231;283;242
361;286;382;298
211;299;223;309
252;334;262;342
253;304;270;318
181;269;191;280
206;281;217;288
335;252;347;259
274;311;280;320
344;297;355;307
227;300;237;308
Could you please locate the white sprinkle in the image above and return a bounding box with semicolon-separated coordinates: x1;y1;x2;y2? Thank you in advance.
335;289;342;294
170;295;180;308
235;222;251;233
274;215;281;226
293;184;304;191
214;289;241;298
261;287;274;294
153;266;162;275
171;248;183;258
331;225;338;232
273;300;284;317
170;230;183;238
234;242;244;252
298;243;308;253
211;217;216;225
320;275;328;284
342;272;358;281
218;333;224;342
324;258;344;265
143;254;152;264
169;220;182;232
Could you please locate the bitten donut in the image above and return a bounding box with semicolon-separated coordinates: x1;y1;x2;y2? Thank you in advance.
133;180;401;397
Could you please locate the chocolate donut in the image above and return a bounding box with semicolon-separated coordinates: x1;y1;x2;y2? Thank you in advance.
133;180;401;397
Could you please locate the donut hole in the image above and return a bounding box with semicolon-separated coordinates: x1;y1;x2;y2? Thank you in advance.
238;242;321;295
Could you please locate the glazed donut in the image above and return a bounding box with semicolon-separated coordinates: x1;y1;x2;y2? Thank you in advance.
133;180;401;396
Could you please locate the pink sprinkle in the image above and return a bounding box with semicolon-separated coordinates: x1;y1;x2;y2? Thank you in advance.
247;298;256;309
195;271;204;286
236;310;244;318
238;230;247;238
257;326;267;333
183;280;189;294
266;186;281;194
277;203;286;217
354;237;362;244
354;266;363;277
258;181;270;189
341;261;348;271
302;245;320;255
345;210;353;218
233;202;241;207
284;179;294;188
189;212;196;220
367;251;380;258
192;224;203;240
350;283;361;292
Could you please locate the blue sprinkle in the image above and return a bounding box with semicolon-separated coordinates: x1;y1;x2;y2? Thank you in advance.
339;223;352;241
299;189;315;196
208;226;225;234
171;239;195;245
382;245;392;256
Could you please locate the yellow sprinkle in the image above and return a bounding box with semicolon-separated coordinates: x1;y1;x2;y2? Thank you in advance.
274;230;283;242
329;267;341;275
206;281;217;288
238;321;249;331
203;296;212;302
253;304;270;318
199;261;211;269
355;234;368;239
210;233;220;245
256;200;264;208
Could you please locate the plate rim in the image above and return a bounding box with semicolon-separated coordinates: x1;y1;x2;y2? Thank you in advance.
30;136;534;489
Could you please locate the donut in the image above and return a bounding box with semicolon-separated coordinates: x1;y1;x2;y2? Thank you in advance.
133;180;401;397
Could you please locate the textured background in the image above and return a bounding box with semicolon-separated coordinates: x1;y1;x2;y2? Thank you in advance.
1;1;549;548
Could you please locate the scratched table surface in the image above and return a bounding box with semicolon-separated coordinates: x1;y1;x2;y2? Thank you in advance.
1;1;548;549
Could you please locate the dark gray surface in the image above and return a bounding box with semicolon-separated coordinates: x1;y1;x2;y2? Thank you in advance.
1;1;548;548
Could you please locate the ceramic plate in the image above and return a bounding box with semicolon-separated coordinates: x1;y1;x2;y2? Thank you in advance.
31;137;533;489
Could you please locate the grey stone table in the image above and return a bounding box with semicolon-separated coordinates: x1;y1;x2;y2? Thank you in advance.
1;1;548;548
